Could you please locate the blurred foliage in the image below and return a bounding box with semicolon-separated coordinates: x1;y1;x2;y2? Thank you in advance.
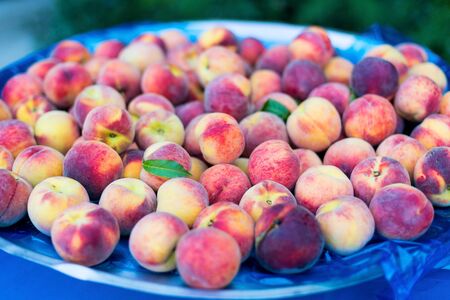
31;0;450;61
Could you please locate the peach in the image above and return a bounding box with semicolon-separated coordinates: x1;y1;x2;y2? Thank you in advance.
0;146;13;170
63;140;123;200
239;37;265;65
256;45;291;75
295;165;354;213
440;92;450;117
118;42;165;72
2;73;43;110
0;120;36;157
141;64;188;105
239;111;288;157
309;82;351;115
324;56;354;85
175;100;204;127
73;84;126;126
248;140;300;189
160;29;190;51
193;202;254;260
411;114;450;149
99;178;156;235
293;148;322;176
34;111;80;154
43;62;92;109
289;31;329;67
365;44;408;79
94;39;125;58
343;94;397;146
199;164;250;205
132;32;166;51
255;92;298;112
82;105;134;153
167;44;201;72
121;149;144;179
27;176;89;235
51;202;120;266
128;93;174;120
0;101;12;121
176;227;241;289
97;59;141;102
183;114;204;156
255;203;324;273
198;27;237;50
287;97;341;151
196;46;246;86
185;70;204;101
304;26;334;60
12;145;64;187
350;156;410;204
188;157;208;181
414;147;450;206
376;134;427;177
232;157;249;175
129;212;189;272
408;62;447;91
394;75;441;122
282;60;326;100
316;196;374;255
0;169;32;227
13;95;54;127
369;184;434;240
83;56;108;81
140;141;191;190
27;58;59;81
157;177;208;227
323;138;376;177
395;113;405;134
239;179;297;222
51;40;90;63
396;43;428;68
250;70;281;104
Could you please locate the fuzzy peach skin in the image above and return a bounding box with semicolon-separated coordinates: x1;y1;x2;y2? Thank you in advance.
365;44;408;79
132;32;166;51
343;94;397;146
27;58;59;81
176;227;241;289
287;97;341;152
396;43;428;68
0;169;32;227
394;75;441;122
324;57;354;85
82;105;135;154
309;82;351;115
369;184;434;241
196;113;245;164
12;145;64;187
414;147;450;206
304;26;334;60
94;39;125;58
128;93;175;120
408;62;447;91
255;203;324;274
129;212;188;272
183;114;204;156
282;60;326;100
157;177;208;227
118;42;165;72
295;165;354;213
167;44;201;72
250;70;281;104
289;31;329;67
0;120;36;157
238;37;265;66
64;140;123;200
97;59;141;102
256;92;298;112
293;148;322;176
140;141;191;191
239;179;297;222
196;46;246;86
73;85;126;126
27;176;89;235
51;40;90;63
135;109;185;149
83;57;108;81
99;178;156;235
411;114;450;150
198;27;237;50
239;112;288;157
316;196;375;256
441;92;450;117
323;138;376;177
43;62;92;109
34;111;80;154
175;101;205;127
350;156;410;204
0;101;12;121
51;202;120;266
199;164;250;205
0;146;13;170
14;94;55;128
188;157;208;181
2;73;43;110
256;45;291;75
248;140;300;189
121;149;144;179
376;134;427;178
232;158;249;176
193;202;254;261
160;29;190;51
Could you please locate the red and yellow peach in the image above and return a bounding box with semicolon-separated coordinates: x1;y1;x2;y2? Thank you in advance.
0;169;32;227
411;114;450;150
0;120;36;157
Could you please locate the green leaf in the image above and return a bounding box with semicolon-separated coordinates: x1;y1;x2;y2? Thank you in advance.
142;159;191;178
261;99;290;121
349;87;358;101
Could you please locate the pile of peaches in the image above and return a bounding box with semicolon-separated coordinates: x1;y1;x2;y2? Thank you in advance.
0;25;449;290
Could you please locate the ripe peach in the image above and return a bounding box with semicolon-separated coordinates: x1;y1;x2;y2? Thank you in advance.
183;114;204;156
167;44;201;72
94;39;125;58
185;70;204;101
121;149;144;179
343;94;397;146
51;202;120;266
14;95;54;127
0;101;12;121
369;184;433;240
129;212;189;272
255;92;298;112
250;70;281;104
176;228;241;289
198;27;237;50
0;146;13;170
408;62;447;91
350;156;410;204
99;178;156;235
411;114;450;149
440;92;450;117
248;140;300;189
396;43;428;68
2;73;43;110
232;157;249;175
365;44;408;79
0;169;32;227
51;40;90;63
128;93;174;120
324;56;354;85
239;37;265;65
160;29;190;51
118;42;165;72
175;100;204;127
287;97;341;151
289;31;329;67
293;148;322;176
132;32;166;51
0;120;36;157
256;45;291;75
188;157;208;181
282;60;326;100
27;176;89;235
304;26;334;60
199;164;250;205
414;147;450;206
83;57;108;81
97;59;141;101
27;58;59;81
309;82;351;115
